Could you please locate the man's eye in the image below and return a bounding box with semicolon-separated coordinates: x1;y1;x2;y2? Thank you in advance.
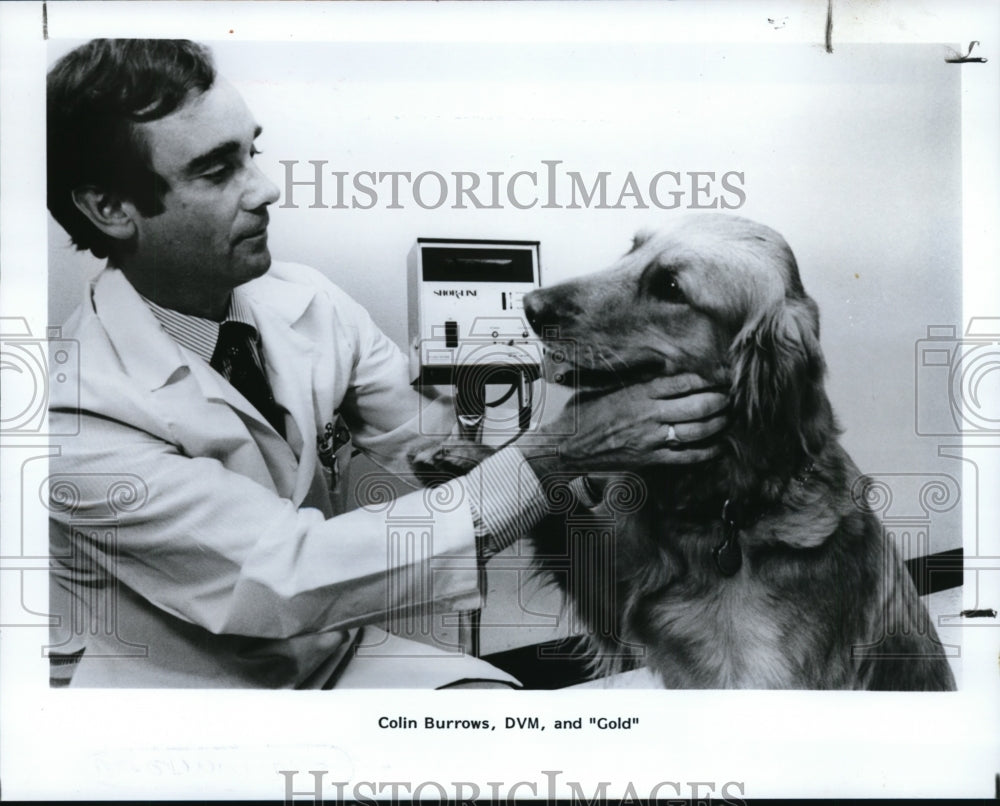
203;164;235;182
201;145;260;182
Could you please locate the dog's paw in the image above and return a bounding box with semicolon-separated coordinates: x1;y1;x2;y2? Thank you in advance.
408;441;498;486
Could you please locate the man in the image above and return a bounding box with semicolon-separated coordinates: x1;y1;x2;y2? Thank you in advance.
46;39;727;688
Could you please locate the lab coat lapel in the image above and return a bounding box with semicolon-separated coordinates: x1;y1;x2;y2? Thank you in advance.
92;269;300;498
184;359;302;499
237;277;330;512
249;301;323;508
92;268;191;392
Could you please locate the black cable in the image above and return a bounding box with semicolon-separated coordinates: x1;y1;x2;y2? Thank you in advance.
484;382;519;408
517;370;532;432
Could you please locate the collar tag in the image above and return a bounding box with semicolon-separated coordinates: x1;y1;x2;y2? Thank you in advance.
715;499;744;576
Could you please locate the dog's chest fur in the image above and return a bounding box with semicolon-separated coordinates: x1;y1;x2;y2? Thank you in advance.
620;512;808;689
638;550;797;688
534;488;873;690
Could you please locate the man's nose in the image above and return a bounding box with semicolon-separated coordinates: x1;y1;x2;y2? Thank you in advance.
245;161;281;209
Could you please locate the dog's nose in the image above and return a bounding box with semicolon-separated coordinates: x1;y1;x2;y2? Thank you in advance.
523;291;548;334
523;292;540;331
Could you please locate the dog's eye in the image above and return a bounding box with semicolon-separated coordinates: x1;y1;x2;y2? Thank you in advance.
650;270;686;304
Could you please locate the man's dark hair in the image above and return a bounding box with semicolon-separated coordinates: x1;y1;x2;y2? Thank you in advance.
47;39;216;259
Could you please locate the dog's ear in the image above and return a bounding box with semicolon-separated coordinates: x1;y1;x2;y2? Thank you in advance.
729;296;834;475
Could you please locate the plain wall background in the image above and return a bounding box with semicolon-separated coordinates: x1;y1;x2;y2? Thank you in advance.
48;41;963;552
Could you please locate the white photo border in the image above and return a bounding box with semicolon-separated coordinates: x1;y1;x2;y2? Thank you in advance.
1;1;998;800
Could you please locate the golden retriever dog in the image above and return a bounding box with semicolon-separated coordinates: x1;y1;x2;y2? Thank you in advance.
515;214;955;690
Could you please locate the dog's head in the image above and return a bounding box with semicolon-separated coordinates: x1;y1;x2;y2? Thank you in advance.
525;215;834;491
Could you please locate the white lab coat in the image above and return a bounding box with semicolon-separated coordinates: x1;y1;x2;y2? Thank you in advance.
48;263;511;688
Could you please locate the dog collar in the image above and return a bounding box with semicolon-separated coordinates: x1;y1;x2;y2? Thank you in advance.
715;499;744;576
713;463;817;576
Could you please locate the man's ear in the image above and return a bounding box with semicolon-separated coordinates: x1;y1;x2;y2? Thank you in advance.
70;187;137;242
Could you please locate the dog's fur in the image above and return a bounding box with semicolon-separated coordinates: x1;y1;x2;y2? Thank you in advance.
517;215;955;690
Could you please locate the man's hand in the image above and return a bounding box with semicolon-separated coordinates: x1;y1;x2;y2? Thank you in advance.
522;373;728;477
408;373;727;485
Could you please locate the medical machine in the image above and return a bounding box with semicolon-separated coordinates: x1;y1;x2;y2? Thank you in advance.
408;238;542;440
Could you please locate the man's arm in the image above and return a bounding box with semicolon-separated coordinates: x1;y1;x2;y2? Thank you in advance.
50;408;484;639
317;275;457;477
409;374;729;549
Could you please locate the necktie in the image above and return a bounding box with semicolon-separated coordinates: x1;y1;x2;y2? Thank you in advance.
210;321;286;438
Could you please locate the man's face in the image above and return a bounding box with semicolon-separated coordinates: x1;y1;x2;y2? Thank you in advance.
124;79;280;309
